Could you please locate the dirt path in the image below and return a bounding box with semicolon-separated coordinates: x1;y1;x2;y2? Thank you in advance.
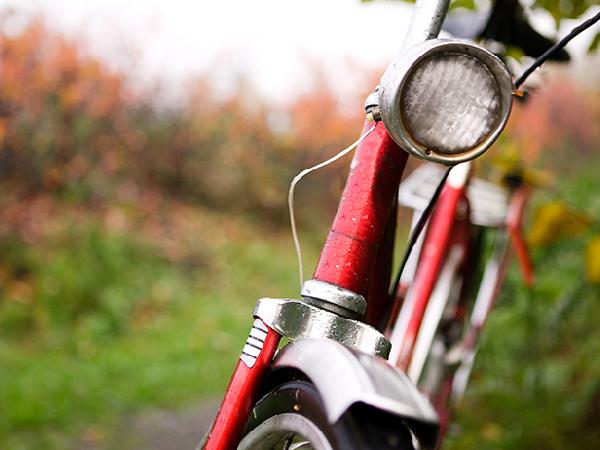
78;398;220;450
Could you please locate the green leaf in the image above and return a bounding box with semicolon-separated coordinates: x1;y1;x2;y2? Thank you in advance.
532;0;597;25
450;0;476;10
505;45;525;61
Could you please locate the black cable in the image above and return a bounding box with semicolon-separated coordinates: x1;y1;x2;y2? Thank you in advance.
514;11;600;89
388;167;452;299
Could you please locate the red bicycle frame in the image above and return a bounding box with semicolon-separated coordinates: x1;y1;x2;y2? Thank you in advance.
205;121;409;449
205;320;281;449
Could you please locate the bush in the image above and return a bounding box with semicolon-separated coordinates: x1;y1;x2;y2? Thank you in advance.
0;222;186;348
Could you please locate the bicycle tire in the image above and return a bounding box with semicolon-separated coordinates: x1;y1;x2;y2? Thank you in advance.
238;380;415;450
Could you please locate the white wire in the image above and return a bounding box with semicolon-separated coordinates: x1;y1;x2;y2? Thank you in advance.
288;125;376;289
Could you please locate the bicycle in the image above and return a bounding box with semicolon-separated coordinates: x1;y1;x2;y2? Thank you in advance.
201;1;600;448
385;159;535;442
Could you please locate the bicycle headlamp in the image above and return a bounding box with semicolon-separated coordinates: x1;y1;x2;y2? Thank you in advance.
379;39;513;165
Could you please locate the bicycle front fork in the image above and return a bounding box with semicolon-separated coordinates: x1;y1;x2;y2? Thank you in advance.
204;319;280;450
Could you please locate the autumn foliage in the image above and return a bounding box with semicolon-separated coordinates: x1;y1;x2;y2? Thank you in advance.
0;21;128;192
2;18;599;238
506;77;600;160
0;19;369;247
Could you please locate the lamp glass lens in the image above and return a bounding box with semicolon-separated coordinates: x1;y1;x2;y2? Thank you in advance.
401;53;501;154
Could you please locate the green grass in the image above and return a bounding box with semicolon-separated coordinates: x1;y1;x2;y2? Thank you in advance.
0;216;320;449
445;156;600;450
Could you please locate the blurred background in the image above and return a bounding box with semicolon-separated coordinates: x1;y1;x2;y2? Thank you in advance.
0;0;599;449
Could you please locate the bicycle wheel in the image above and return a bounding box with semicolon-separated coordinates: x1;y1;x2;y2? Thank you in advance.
238;380;415;450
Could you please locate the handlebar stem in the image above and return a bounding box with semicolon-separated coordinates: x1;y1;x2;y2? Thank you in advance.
403;0;450;50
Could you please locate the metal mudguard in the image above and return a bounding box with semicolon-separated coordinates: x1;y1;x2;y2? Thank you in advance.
271;338;440;449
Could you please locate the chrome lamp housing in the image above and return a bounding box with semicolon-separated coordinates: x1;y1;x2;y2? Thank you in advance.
379;39;514;165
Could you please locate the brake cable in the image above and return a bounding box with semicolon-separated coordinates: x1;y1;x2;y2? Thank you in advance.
388;167;451;299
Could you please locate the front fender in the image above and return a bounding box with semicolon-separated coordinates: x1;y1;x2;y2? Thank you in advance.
270;338;439;449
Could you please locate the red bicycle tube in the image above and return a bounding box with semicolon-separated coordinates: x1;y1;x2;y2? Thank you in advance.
313;121;408;297
507;187;534;286
395;183;465;370
366;199;397;326
204;321;281;450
